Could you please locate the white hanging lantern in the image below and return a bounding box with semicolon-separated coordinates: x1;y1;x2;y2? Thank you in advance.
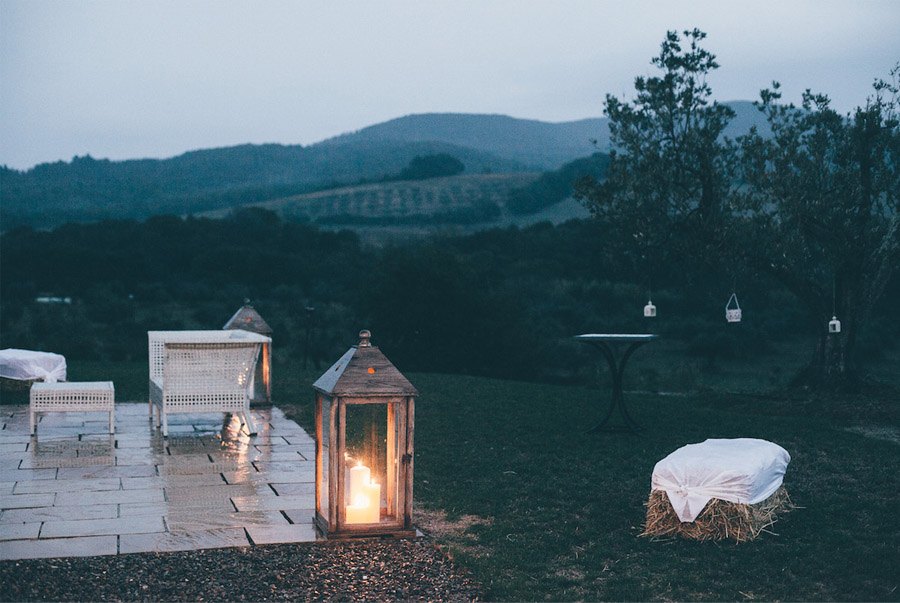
725;293;742;323
828;315;841;333
643;300;657;317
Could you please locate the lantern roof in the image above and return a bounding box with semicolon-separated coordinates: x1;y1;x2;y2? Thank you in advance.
223;303;273;335
313;330;418;397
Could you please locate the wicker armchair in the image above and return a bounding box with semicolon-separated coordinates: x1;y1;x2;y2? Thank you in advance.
148;331;266;437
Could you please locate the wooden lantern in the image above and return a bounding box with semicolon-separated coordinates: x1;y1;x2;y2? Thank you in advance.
224;302;273;404
313;329;418;538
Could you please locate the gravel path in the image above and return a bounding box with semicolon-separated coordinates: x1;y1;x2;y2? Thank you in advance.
0;539;482;602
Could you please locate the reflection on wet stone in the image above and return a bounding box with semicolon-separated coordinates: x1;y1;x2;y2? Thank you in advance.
1;403;317;560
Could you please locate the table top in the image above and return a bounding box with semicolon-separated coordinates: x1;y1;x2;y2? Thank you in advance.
574;334;658;343
31;381;114;391
148;330;271;344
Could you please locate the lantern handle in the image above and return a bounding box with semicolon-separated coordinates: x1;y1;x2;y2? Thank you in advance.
725;292;740;310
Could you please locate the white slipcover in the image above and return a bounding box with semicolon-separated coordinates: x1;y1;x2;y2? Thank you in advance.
0;348;67;383
651;438;791;522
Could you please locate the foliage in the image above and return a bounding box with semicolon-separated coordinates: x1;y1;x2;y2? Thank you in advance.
577;29;900;389
733;72;900;386
507;153;609;215
1;211;897;384
396;154;465;181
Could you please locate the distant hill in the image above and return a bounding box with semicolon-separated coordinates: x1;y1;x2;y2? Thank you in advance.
322;113;606;171
0;102;769;230
0;140;523;229
321;102;769;170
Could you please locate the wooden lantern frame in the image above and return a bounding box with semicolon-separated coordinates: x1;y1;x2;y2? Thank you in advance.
313;330;418;539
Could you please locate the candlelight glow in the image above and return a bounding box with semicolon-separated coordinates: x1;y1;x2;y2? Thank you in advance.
346;461;381;524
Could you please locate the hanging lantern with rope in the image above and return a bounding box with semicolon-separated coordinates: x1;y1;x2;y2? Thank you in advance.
725;292;742;323
643;279;656;317
828;276;841;333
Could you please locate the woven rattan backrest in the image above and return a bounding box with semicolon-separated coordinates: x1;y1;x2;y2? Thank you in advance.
162;342;260;393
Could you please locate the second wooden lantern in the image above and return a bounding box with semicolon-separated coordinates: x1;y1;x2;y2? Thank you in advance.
313;330;418;538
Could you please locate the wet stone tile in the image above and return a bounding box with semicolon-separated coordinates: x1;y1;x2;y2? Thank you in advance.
57;464;157;480
231;494;315;512
121;474;224;490
165;510;290;532
164;484;259;502
246;523;317;545
18;455;115;469
0;468;58;482
115;438;164;449
282;508;317;525
157;461;247;476
113;454;163;468
0;404;319;559
54;488;164;507
0;535;117;560
281;434;316;446
0;435;33;445
0;522;41;541
41;515;166;538
252;461;312;473
117;502;170;517
13;477;122;494
220;470;261;485
0;493;56;509
269;482;316;497
119;527;250;554
1;504;119;523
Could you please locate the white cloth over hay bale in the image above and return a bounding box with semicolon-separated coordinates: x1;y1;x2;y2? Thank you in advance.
643;438;792;542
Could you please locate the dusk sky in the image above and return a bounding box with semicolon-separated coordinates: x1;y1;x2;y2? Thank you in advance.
1;0;898;170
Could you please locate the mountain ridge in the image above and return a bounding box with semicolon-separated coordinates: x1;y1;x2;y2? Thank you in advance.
1;102;770;229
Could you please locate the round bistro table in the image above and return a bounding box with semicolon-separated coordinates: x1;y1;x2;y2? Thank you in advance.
574;334;658;433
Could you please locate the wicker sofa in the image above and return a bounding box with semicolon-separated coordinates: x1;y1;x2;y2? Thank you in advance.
148;330;269;437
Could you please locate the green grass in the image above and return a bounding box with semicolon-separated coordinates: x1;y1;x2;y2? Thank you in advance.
275;352;899;601
4;352;897;601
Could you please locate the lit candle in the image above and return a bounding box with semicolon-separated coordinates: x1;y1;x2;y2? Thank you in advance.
346;461;381;524
350;462;370;498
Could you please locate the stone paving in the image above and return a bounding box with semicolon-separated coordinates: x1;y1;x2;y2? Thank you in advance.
0;404;318;560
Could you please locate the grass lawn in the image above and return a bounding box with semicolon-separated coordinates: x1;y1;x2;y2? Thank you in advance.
276;350;899;601
4;351;897;601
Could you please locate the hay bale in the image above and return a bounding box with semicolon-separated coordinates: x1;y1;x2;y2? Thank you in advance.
641;486;793;543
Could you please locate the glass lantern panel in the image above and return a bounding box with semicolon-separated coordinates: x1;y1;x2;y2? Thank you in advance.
344;402;398;524
319;397;330;520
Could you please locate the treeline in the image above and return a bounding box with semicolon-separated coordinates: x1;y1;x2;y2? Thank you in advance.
0;141;523;230
506;153;609;214
1;209;896;382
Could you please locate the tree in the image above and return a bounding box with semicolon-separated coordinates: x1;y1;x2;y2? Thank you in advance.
734;75;899;389
397;153;465;181
576;29;900;391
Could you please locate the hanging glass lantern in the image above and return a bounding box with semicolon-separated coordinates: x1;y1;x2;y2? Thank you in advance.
643;300;657;317
725;293;742;323
828;316;841;333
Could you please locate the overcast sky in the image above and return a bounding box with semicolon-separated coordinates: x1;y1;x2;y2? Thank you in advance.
1;1;898;170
